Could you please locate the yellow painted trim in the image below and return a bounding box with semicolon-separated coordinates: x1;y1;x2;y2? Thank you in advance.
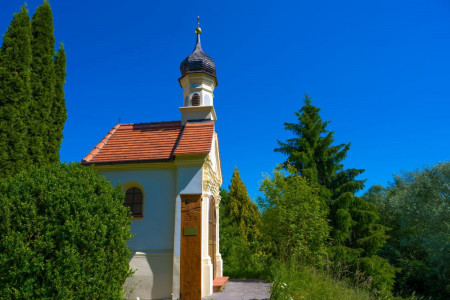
175;154;207;167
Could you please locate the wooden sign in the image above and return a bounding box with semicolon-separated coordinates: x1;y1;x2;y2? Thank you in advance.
184;226;198;236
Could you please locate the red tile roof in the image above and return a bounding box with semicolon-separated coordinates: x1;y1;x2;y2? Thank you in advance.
81;121;215;165
175;122;215;155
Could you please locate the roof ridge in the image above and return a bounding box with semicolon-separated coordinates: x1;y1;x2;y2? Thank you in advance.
82;124;121;163
122;120;181;126
170;123;186;158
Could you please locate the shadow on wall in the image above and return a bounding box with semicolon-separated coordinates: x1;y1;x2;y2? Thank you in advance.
124;252;173;300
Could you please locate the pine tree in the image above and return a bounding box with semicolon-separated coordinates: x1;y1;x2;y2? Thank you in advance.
0;6;32;178
276;95;366;246
52;43;67;162
30;0;56;164
275;95;394;293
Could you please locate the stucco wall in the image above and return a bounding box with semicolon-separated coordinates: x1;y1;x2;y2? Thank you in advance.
97;161;209;299
101;167;177;299
102;168;176;251
124;253;173;300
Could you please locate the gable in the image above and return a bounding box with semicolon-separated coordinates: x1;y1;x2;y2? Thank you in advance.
209;132;223;183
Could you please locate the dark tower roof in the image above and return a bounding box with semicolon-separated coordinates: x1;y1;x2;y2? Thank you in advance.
180;31;217;82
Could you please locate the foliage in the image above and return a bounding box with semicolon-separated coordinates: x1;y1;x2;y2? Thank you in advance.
53;43;67;162
0;163;133;299
274;95;393;294
353;255;397;297
258;167;329;266
0;1;67;177
270;260;377;300
0;6;32;177
220;168;266;278
363;162;450;299
30;0;66;164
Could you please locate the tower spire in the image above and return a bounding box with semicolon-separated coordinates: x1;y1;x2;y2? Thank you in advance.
179;16;218;124
195;16;202;47
195;16;201;34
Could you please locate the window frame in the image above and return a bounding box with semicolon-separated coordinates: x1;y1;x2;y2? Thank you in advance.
123;185;145;219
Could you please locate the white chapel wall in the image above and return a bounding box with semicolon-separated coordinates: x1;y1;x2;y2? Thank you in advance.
101;168;176;300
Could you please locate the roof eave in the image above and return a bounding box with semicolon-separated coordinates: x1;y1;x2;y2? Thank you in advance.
81;157;175;166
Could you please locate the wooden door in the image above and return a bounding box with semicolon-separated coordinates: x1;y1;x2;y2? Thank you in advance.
180;194;202;300
208;197;217;279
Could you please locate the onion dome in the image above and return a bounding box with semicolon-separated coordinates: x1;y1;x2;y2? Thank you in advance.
180;17;217;82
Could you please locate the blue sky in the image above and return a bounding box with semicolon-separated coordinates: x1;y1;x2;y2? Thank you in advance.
1;0;449;199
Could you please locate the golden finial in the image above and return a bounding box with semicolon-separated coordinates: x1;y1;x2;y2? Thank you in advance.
195;16;202;34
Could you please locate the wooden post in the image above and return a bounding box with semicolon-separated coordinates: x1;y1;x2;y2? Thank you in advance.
180;194;202;299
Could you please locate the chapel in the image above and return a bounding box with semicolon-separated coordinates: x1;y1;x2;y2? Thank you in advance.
81;20;224;299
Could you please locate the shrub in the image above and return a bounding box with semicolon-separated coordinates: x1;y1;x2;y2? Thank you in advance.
0;163;132;299
258;167;330;266
363;162;450;299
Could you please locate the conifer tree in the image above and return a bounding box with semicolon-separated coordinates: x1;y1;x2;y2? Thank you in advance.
275;95;394;293
52;44;67;162
223;168;261;241
220;168;264;277
30;0;56;164
0;6;32;177
276;95;366;247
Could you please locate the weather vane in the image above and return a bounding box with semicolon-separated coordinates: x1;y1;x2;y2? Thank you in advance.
195;16;202;34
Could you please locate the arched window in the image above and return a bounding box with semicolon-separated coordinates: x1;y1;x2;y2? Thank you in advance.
191;93;200;106
124;187;143;217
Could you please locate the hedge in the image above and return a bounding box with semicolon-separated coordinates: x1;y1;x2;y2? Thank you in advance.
0;163;133;299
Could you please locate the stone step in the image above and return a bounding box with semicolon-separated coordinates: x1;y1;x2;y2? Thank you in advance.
213;276;229;293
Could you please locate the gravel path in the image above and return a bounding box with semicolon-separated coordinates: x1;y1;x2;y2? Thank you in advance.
203;279;271;300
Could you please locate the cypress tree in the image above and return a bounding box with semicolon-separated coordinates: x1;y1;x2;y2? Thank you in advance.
224;168;261;241
30;0;56;164
0;6;32;177
220;168;263;277
52;43;67;162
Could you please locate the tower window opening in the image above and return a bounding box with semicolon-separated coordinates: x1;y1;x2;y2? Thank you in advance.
191;93;200;106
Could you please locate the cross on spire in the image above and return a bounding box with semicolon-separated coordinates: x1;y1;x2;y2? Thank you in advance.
195;16;202;34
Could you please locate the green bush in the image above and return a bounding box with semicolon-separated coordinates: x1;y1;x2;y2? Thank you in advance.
258;167;330;266
221;233;268;278
363;162;450;299
0;163;133;299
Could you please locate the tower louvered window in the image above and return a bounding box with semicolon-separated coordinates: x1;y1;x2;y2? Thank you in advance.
191;93;200;106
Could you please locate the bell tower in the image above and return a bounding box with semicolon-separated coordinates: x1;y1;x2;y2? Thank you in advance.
179;17;218;125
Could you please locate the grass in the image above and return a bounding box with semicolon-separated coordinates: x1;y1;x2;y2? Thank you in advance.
269;261;381;300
